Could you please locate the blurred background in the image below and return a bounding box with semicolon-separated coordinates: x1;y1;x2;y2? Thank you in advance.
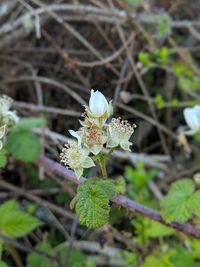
1;0;200;266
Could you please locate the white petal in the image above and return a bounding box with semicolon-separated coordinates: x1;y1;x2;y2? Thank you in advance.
6;111;19;123
69;130;82;147
194;105;200;123
89;89;108;117
183;107;200;130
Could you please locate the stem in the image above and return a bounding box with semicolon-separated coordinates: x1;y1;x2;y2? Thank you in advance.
98;148;115;178
104;147;115;160
5;243;24;267
99;158;108;178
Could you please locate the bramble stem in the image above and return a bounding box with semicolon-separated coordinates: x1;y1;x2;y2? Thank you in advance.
104;147;115;160
99;158;107;178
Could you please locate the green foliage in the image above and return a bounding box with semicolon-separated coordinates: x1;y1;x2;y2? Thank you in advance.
6;131;41;162
0;262;11;267
13;117;46;131
62;248;86;267
124;162;157;202
139;52;151;66
161;179;200;223
5;117;46;163
71;179;116;228
169;247;195;267
27;243;57;267
0;200;42;238
0;149;7;168
139;47;174;67
149;13;172;39
114;176;126;194
128;0;141;6
144;219;175;238
27;242;88;267
155;94;166;109
120;251;137;267
141;253;174;267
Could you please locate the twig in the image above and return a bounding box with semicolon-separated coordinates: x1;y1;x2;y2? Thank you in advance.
13;101;81;117
0;75;86;105
0;179;76;220
0;234;60;263
38;155;200;240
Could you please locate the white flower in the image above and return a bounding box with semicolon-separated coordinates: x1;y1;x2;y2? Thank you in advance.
88;89;109;117
0;95;19;124
60;141;95;178
107;118;136;151
183;106;200;135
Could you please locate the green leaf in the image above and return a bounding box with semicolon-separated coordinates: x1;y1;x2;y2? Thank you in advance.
0;149;7;168
27;243;57;267
0;200;42;238
145;220;175;238
161;179;200;223
92;179;116;199
6;130;41;162
141;254;174;267
114;177;126;194
188;191;200;217
138;52;151;66
0;262;11;267
60;247;85;267
12;117;46;131
0;211;42;238
0;200;19;215
72;179;116;228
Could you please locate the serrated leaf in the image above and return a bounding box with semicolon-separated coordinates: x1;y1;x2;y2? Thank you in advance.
161;179;200;223
91;179;116;199
12;117;46;131
0;211;42;238
0;149;7;168
73;180;112;228
188;191;200;217
0;200;42;238
6;130;41;162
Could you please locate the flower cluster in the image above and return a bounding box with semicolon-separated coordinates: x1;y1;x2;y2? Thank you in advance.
60;90;136;178
0;95;19;150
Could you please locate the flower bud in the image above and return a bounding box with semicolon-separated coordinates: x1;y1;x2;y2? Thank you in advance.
183;105;200;135
84;90;112;126
89;89;109;117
